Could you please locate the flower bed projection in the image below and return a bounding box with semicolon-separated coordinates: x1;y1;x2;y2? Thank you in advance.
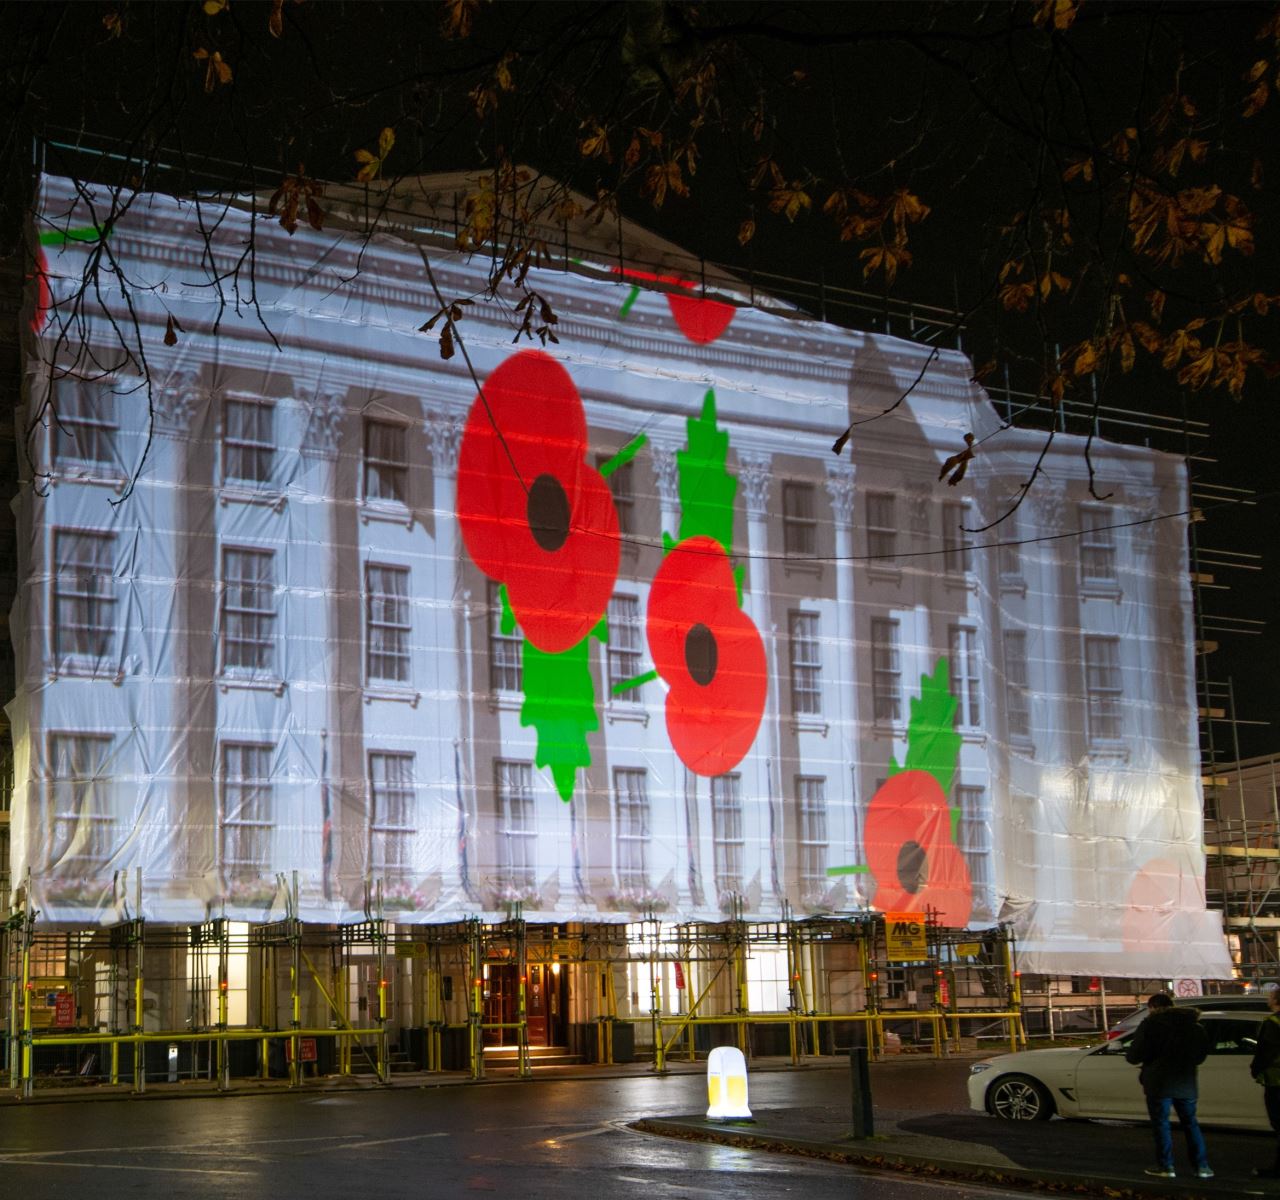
457;354;764;801
833;660;973;927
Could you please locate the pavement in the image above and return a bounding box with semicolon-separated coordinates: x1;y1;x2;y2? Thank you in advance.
2;1052;1277;1197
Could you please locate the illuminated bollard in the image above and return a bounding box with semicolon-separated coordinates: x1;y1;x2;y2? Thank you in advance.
706;1045;752;1121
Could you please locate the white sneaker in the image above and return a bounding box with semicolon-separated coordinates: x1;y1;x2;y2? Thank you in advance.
1197;1166;1214;1179
1145;1167;1176;1178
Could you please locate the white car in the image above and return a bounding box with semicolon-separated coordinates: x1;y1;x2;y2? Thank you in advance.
968;1010;1269;1129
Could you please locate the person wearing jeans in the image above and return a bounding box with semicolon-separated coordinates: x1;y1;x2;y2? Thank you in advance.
1125;992;1212;1179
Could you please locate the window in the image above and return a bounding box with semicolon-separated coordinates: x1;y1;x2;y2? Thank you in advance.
711;774;743;897
796;777;828;893
942;501;973;574
1200;1018;1258;1056
53;380;116;468
614;768;650;890
364;419;408;505
47;734;113;870
221;548;275;673
745;944;790;1011
600;456;636;539
1080;506;1117;584
871;618;902;723
788;611;822;716
495;760;536;889
955;785;992;896
488;582;522;692
1003;630;1031;740
607;594;644;700
222;398;274;485
366;564;410;683
53;530;116;662
948;626;981;727
369;753;415;876
1084;635;1123;744
220;743;273;877
998;523;1021;578
782;482;817;556
866;493;896;561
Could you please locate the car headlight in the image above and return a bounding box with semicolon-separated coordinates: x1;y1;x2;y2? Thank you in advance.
969;1063;993;1075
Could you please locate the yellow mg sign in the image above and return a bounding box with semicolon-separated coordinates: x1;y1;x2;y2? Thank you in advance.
884;913;928;962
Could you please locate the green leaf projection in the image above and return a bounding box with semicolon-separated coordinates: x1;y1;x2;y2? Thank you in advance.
677;389;737;551
889;657;962;797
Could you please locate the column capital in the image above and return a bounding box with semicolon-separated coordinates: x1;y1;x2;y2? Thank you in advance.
155;369;209;438
650;442;680;510
302;389;346;459
426;412;465;476
904;482;932;534
737;454;772;519
824;463;856;528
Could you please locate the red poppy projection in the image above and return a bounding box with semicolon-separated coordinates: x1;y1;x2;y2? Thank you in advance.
647;535;767;776
614;267;736;345
457;349;620;654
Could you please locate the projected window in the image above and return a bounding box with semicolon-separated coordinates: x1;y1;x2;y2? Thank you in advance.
599;455;636;538
614;768;650;890
998;516;1021;578
52;380;117;468
1079;506;1118;584
782;482;817;556
495;760;535;888
488;581;522;693
866;492;896;560
47;734;113;871
366;564;410;683
711;773;743;897
364;419;408;505
788;611;822;716
220;743;273;877
221;548;275;673
369;752;415;875
607;594;644;700
1003;629;1031;740
948;625;981;727
222;398;274;484
1084;635;1123;744
871;617;902;723
796;776;828;893
942;502;973;574
53;530;116;663
956;784;992;897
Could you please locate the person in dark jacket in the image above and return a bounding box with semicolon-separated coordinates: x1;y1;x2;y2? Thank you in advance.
1250;986;1280;1179
1125;992;1212;1179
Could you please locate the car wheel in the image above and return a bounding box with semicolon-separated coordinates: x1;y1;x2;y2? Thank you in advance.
987;1073;1054;1121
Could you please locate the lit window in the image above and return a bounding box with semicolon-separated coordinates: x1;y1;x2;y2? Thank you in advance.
615;768;650;890
1003;630;1031;740
220;743;273;877
1084;635;1123;744
53;380;117;468
222;398;274;484
745;944;790;1011
866;492;896;561
782;482;817;556
796;776;828;892
942;501;973;574
488;582;522;692
495;760;536;889
369;752;415;876
607;594;644;700
871;617;902;723
221;548;275;673
47;734;114;871
1080;506;1117;584
788;611;822;716
711;774;743;897
364;419;408;505
54;530;116;663
948;626;981;727
366;564;410;683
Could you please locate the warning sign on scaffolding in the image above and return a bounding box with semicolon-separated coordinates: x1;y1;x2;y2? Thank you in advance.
395;942;428;959
53;992;74;1028
527;939;583;963
673;961;685;990
884;914;928;963
956;942;982;958
286;1037;318;1063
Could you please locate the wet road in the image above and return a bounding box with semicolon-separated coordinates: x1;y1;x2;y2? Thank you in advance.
0;1060;1036;1199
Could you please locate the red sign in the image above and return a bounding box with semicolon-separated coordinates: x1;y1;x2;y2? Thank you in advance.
286;1037;318;1063
53;992;75;1028
937;978;950;1007
673;961;686;990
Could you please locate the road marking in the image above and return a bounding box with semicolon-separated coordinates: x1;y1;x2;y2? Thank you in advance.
0;1133;364;1158
336;1132;451;1150
0;1157;252;1177
545;1125;613;1143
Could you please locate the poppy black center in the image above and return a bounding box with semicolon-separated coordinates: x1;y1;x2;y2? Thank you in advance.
897;841;927;894
685;623;718;686
527;473;570;552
